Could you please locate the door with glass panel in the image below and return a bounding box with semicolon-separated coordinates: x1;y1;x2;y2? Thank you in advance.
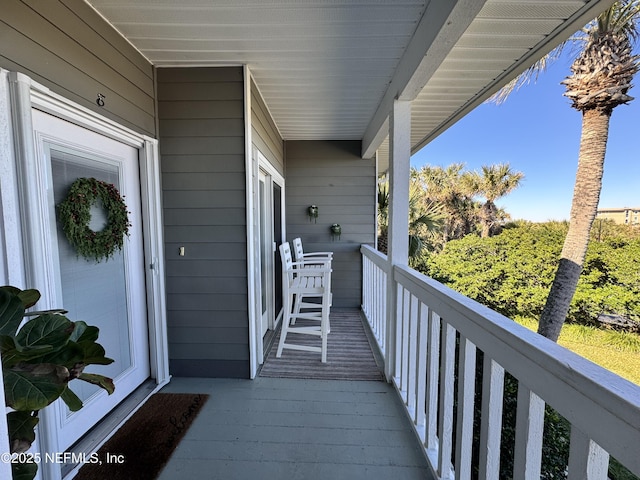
258;166;284;339
32;109;150;450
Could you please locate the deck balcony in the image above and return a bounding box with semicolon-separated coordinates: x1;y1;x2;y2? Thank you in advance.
159;245;640;479
360;244;640;479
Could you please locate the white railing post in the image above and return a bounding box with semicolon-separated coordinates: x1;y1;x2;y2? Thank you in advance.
455;335;477;479
385;98;411;381
513;386;545;479
478;356;505;480
568;428;610;480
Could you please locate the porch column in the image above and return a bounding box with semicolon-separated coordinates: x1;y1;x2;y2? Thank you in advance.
385;98;411;381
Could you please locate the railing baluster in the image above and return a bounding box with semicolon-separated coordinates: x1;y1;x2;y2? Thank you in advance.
426;311;440;454
513;385;544;479
568;428;609;480
407;294;419;415
376;271;380;347
379;265;386;349
438;321;456;479
478;356;505;480
455;334;476;480
415;303;428;442
400;287;410;399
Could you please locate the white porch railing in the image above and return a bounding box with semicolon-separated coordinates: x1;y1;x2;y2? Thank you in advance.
361;244;640;479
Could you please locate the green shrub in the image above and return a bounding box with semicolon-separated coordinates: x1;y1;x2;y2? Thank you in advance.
420;222;640;329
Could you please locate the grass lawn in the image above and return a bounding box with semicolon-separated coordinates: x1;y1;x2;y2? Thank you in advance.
515;317;640;386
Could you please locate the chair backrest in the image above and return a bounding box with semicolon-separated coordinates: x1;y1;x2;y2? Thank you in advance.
292;237;332;262
279;242;294;281
292;237;304;262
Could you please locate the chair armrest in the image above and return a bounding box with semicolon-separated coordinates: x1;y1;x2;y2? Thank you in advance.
286;265;332;275
300;252;333;258
291;260;331;268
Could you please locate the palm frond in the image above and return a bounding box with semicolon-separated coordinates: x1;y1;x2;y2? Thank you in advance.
489;0;640;105
488;44;567;104
594;0;640;39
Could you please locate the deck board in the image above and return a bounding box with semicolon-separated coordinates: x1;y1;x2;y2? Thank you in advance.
259;308;384;381
158;309;433;479
158;377;433;479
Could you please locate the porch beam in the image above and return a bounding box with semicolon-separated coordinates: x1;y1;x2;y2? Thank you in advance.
384;99;411;380
361;0;486;159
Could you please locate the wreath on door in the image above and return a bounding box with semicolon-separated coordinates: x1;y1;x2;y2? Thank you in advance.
58;177;131;262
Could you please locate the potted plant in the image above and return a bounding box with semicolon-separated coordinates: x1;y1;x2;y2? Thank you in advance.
0;285;114;480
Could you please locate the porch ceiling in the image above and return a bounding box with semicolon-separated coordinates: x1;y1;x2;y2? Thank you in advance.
86;0;614;164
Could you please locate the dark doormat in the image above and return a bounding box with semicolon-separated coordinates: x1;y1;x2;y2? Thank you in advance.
74;393;208;480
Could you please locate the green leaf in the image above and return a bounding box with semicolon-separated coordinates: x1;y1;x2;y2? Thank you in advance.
4;363;69;411
34;341;84;369
0;288;26;336
60;387;83;412
15;314;74;350
69;321;99;344
0;334;17;354
79;373;115;394
6;411;38;453
0;335;55;367
11;460;38;480
67;321;114;366
17;289;40;310
77;342;114;366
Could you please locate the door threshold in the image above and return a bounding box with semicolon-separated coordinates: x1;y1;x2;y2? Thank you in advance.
61;378;164;478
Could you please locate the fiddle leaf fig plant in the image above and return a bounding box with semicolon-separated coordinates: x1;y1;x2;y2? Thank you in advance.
0;285;115;480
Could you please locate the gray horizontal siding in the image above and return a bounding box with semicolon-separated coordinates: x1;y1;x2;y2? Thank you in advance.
285;140;376;308
0;0;155;135
158;66;249;378
167;310;250;328
166;262;248;282
251;78;284;175
160;155;245;174
158;101;242;119
162;172;246;190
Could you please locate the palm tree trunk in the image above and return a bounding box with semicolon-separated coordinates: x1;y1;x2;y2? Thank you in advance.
538;109;610;341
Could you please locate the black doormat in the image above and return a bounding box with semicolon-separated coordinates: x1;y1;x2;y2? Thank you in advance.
74;393;208;480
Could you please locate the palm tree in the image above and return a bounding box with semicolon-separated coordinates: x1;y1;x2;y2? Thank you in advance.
377;178;444;258
474;164;524;238
494;1;640;341
416;163;481;244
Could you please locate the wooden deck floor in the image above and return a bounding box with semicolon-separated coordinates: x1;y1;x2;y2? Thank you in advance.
157;309;434;479
259;308;384;381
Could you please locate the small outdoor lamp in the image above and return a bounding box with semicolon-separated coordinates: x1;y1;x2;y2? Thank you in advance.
308;205;319;223
330;223;341;241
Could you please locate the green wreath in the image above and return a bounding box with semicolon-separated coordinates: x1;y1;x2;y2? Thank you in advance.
58;177;131;262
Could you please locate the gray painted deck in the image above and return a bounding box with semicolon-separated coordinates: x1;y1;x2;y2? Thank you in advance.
158;308;434;479
158;377;432;480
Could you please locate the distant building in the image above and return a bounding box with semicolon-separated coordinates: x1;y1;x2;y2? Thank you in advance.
596;207;640;225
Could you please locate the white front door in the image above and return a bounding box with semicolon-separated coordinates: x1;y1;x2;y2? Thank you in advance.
31;109;150;450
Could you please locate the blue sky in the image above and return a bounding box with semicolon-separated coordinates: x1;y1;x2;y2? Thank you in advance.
411;50;639;223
